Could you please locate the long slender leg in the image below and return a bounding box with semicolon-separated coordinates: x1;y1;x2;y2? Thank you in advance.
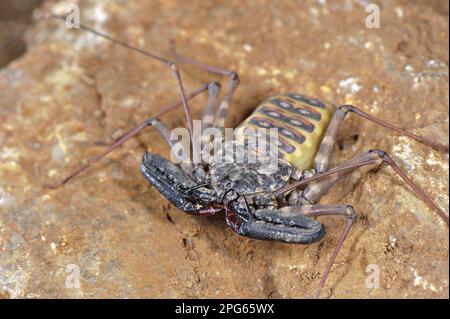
213;73;240;129
152;119;196;176
300;205;356;299
224;202;355;299
303;102;448;223
286;169;315;206
314;106;347;174
279;149;449;225
273;148;448;294
201;82;222;130
170;40;240;129
224;202;325;244
42;14;197;159
96;81;222;175
275;153;379;196
302;150;380;204
170;41;240;173
314;105;449;174
96;85;216;147
141;153;220;215
49;84;209;188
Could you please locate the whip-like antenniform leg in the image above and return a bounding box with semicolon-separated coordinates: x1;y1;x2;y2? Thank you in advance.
29;13;231;187
48;84;211;188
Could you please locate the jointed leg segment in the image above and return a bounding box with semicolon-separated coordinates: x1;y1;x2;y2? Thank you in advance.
305;103;448;224
275;103;448;298
49;83;210;188
224;201;356;298
40;13;209;187
31;14;448;300
170;40;240;130
302;205;356;299
314;104;449;174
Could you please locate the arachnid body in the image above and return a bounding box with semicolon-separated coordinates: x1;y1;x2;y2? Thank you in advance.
22;14;449;298
141;91;339;246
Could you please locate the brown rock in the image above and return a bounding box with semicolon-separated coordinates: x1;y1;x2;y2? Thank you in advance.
0;0;448;298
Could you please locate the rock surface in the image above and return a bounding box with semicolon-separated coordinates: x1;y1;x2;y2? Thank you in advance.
0;0;448;298
0;0;42;68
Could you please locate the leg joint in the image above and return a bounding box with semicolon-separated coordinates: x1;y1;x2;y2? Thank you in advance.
345;205;356;221
230;71;240;81
338;104;355;113
369;148;388;160
207;81;222;91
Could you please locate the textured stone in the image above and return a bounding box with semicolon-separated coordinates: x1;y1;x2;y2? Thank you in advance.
0;0;42;68
0;0;448;298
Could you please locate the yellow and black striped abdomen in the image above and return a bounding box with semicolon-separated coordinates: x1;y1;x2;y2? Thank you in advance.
236;93;336;171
